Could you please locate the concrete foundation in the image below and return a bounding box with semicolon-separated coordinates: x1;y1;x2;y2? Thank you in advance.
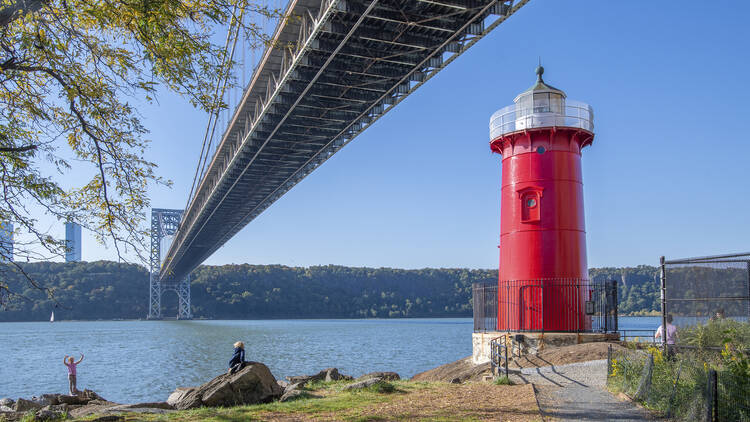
472;331;619;365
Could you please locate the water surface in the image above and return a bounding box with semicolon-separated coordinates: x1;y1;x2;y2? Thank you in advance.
0;317;654;403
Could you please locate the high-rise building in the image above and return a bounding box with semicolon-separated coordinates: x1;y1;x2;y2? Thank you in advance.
0;221;13;262
65;222;82;262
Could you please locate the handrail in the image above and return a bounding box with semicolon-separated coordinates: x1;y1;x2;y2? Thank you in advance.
489;100;594;140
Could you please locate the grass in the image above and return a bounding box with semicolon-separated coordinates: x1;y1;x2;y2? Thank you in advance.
493;376;513;386
74;381;427;422
70;379;539;422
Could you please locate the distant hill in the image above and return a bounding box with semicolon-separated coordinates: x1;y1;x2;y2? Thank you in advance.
0;261;663;321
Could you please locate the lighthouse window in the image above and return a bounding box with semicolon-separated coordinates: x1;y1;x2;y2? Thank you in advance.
537;146;546;154
533;93;550;113
526;198;537;208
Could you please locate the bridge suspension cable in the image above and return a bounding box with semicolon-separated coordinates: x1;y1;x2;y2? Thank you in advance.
185;1;247;211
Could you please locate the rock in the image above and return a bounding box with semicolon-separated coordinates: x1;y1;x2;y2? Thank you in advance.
88;416;124;422
284;382;304;394
114;402;173;410
166;387;195;407
279;389;305;402
101;403;174;415
0;405;14;412
14;397;43;412
40;394;62;406
276;380;289;389
411;356;491;383
58;395;86;405
286;368;353;385
0;398;13;406
56;390;106;406
342;377;382;390
35;408;63;420
42;404;69;413
168;362;282;410
356;371;400;381
79;389;106;403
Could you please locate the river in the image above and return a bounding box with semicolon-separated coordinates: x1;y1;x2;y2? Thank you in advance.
0;317;660;403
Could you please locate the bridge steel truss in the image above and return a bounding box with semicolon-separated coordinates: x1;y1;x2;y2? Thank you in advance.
148;208;192;319
161;0;529;282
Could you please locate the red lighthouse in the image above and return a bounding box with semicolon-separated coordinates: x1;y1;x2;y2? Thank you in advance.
489;66;594;332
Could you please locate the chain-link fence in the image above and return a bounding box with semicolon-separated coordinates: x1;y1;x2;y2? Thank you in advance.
473;279;617;333
660;252;750;348
608;346;750;421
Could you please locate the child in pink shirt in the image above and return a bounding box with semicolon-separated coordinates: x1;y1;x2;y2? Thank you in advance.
63;354;84;395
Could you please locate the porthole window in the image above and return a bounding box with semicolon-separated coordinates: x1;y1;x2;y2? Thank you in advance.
537;146;546;154
526;198;537;208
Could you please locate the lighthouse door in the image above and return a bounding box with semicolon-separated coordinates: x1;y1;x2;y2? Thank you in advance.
519;284;543;331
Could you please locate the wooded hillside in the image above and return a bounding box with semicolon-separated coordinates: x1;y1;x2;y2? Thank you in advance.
0;262;665;321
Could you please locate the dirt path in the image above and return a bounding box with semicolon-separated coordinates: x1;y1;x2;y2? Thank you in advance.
511;360;653;421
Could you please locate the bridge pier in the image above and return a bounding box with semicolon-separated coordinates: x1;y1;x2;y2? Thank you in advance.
148;208;192;320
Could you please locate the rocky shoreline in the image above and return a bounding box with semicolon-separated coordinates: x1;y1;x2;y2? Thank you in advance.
0;363;403;421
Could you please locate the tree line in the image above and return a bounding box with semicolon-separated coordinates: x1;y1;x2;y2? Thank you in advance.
2;261;721;321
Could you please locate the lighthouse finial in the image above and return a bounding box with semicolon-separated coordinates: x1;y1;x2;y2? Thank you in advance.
535;59;544;83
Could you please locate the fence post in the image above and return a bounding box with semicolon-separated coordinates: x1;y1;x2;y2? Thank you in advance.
667;361;682;418
660;256;668;355
504;337;509;378
711;370;718;422
705;368;716;422
635;353;654;402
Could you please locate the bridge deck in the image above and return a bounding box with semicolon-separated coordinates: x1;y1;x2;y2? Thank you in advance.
161;0;528;281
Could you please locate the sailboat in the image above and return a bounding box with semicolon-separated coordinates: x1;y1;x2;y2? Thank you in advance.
50;311;55;323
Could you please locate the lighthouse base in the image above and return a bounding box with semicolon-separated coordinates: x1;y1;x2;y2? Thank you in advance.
472;331;619;365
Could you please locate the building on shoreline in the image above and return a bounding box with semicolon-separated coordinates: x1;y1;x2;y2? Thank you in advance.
65;221;82;262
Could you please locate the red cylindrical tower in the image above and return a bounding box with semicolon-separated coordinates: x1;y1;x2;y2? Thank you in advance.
489;66;595;332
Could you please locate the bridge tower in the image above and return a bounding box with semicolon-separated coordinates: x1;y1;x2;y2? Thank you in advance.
488;66;595;331
148;208;192;320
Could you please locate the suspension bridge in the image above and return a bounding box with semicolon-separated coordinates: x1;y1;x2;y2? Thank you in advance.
148;0;529;319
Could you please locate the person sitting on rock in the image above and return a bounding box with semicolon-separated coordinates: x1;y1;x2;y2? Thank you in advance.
63;354;84;395
228;341;247;374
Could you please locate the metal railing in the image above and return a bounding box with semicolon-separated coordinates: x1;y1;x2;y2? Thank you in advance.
473;279;618;333
489;100;594;140
490;336;509;378
620;329;658;344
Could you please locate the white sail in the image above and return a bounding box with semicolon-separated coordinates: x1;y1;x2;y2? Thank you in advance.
50;311;54;323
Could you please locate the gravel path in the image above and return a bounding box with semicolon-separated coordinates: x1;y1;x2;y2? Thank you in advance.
508;359;654;421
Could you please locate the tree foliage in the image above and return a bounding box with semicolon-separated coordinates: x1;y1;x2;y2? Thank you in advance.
0;261;496;320
0;0;276;302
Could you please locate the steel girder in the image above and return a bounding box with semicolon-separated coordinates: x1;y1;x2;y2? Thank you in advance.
161;0;529;281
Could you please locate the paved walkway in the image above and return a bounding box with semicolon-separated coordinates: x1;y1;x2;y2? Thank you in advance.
509;359;654;421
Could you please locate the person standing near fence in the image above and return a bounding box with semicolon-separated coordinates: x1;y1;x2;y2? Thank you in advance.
655;314;677;359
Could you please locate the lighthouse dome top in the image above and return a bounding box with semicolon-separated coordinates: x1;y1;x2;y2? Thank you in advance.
513;65;566;103
489;67;594;141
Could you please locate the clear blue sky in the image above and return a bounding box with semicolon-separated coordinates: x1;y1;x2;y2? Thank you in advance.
73;0;750;269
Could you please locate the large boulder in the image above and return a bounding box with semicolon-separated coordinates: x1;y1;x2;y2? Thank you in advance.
0;398;13;407
168;362;282;410
286;368;353;386
14;397;43;412
356;371;400;381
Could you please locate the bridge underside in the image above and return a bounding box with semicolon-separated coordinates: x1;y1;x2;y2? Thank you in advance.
161;0;528;281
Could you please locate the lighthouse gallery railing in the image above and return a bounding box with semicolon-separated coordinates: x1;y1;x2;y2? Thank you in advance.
489;100;594;140
473;279;618;333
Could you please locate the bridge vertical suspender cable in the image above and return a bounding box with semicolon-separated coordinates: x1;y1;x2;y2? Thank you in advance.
177;0;382;256
185;1;244;212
